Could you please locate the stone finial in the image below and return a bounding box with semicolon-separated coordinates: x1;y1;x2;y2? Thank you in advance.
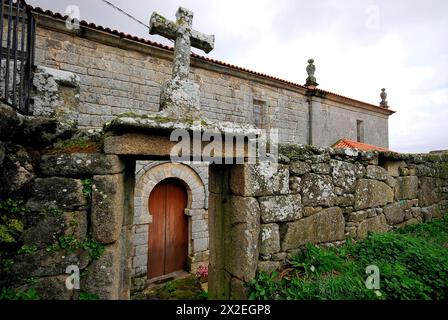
305;59;319;87
380;88;388;108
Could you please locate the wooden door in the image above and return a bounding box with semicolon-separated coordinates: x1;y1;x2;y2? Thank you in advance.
148;178;188;280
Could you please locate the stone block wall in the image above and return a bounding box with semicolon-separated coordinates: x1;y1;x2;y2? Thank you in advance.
0;102;133;300
32;66;81;124
32;18;391;148
34;25;308;144
2;101;447;300
209;144;448;299
311;99;390;149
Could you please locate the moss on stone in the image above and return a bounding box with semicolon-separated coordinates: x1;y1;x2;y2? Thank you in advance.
115;112;208;127
438;163;448;179
117;112;141;118
279;144;315;160
427;154;442;163
46;137;100;155
152;115;179;124
137;275;207;300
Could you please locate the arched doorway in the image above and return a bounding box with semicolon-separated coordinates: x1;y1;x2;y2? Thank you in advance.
132;162;209;291
148;178;188;280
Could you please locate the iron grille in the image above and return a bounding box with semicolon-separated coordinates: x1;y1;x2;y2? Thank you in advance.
1;0;35;115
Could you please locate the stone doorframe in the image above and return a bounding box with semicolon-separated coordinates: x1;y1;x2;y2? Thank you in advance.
131;161;209;289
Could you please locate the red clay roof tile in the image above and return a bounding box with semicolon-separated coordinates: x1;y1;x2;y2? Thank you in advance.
332;138;389;152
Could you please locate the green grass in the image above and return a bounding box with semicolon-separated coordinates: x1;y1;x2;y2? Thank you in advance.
395;216;448;246
248;215;448;300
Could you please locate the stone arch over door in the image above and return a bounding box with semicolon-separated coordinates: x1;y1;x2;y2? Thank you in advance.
132;161;209;290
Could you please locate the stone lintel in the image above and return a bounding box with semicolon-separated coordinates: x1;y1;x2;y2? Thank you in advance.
103;132;251;161
103;116;259;160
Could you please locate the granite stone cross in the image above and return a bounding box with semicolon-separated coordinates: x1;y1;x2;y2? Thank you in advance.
149;7;215;81
148;7;215;119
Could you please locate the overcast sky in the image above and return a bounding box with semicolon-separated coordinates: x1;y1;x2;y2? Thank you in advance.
27;0;448;153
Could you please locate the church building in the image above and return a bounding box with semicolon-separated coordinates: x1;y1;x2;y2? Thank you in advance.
1;2;395;291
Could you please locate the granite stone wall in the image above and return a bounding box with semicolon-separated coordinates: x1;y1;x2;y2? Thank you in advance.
2;104;442;300
33;20;390;148
0;102;132;300
209;144;448;299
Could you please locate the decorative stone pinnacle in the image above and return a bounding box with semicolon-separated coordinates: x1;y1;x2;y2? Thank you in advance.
305;58;319;87
149;7;215;119
380;88;388;108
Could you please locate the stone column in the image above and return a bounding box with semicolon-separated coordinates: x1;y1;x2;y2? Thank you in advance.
83;157;135;300
208;164;262;300
208;164;232;299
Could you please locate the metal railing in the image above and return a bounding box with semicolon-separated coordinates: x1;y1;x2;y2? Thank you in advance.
1;0;35;114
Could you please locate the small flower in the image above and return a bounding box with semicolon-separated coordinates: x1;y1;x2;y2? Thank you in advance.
196;264;208;279
310;265;316;272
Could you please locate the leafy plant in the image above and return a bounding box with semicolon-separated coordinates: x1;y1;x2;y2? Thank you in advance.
46;235;105;260
199;290;208;300
247;272;282;300
18;245;38;255
0;257;14;275
81;236;105;260
396;214;448;246
350;232;448;300
69;213;79;227
248;216;448;300
0;287;39;300
0;199;30;216
81;179;93;199
40;207;63;217
0;198;28;244
79;291;99;300
0;218;24;244
162;281;176;294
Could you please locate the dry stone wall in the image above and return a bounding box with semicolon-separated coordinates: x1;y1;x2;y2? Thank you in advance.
2;102;446;300
209;144;448;299
0;102;132;300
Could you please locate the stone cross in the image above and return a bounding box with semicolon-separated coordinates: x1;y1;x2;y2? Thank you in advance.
149;7;215;81
149;7;215;119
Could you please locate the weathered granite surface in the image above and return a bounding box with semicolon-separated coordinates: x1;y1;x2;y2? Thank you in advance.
149;7;215;120
1;104;447;301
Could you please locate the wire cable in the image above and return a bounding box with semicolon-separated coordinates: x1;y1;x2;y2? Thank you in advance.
98;0;174;43
99;0;150;29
